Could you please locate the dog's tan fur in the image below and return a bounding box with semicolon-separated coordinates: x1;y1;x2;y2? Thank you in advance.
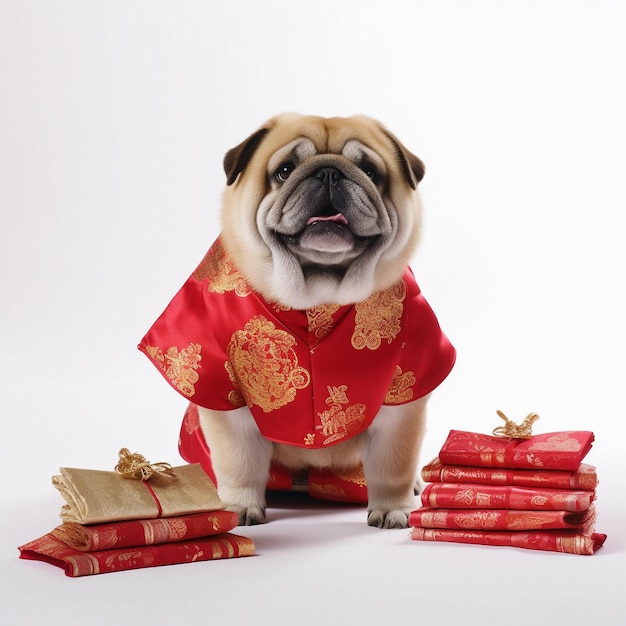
199;114;432;528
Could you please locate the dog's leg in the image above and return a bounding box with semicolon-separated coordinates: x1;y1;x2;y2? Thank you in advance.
197;406;272;525
359;396;429;528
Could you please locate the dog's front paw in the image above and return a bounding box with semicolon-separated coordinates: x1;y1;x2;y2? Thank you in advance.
218;484;268;526
367;509;409;529
228;504;267;526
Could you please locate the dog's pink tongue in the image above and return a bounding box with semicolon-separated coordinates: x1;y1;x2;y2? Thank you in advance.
306;213;348;226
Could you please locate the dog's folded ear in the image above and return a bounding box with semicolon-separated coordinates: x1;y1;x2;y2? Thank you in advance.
381;129;425;190
224;127;270;185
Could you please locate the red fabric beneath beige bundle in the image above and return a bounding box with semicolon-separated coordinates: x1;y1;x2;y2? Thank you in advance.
49;510;239;552
19;531;255;577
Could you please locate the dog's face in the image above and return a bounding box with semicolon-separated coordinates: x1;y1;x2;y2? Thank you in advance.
220;113;425;309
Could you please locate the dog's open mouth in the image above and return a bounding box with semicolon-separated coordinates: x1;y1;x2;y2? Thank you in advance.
279;210;378;259
298;211;354;250
276;219;380;276
305;212;349;227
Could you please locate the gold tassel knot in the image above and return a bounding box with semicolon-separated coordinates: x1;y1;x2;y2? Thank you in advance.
114;448;176;481
493;410;540;439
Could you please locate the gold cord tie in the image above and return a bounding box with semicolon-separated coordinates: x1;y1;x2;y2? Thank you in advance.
492;410;540;439
114;448;176;481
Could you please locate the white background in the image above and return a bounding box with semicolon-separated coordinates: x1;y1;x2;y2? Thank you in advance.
1;1;625;624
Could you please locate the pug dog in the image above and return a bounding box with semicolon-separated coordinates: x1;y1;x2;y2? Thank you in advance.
139;114;455;528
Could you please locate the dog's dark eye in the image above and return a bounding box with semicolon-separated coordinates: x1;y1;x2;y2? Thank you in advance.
360;163;379;183
275;162;296;183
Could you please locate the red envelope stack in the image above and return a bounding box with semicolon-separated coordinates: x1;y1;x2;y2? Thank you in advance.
18;454;255;576
410;429;607;555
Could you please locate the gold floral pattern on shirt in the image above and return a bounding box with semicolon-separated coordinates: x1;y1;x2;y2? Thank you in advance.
306;304;341;340
145;343;202;397
225;315;310;413
351;279;406;350
271;302;292;313
192;240;251;296
316;385;367;445
384;365;416;404
226;388;246;408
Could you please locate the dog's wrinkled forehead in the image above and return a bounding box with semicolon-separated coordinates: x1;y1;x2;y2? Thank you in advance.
267;137;386;178
223;114;425;190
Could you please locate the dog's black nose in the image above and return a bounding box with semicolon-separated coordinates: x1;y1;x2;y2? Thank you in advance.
315;167;344;188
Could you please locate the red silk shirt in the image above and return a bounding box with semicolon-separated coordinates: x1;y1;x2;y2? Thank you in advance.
139;238;455;449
